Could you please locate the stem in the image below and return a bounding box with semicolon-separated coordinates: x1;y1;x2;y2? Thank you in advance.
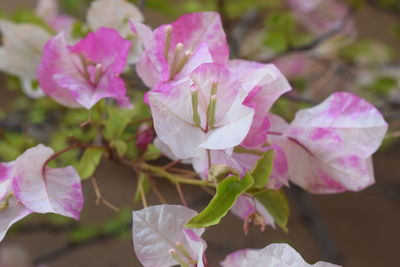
176;184;188;207
140;163;214;187
139;184;148;208
42;143;106;175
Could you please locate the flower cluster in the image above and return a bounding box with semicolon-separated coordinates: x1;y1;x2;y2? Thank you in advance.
0;1;390;266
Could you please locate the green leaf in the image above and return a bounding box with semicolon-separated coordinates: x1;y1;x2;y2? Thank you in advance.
111;140;128;157
77;148;103;180
104;108;135;140
133;172;150;203
252;189;289;232
186;173;254;228
251;150;274;189
142;144;161;161
69;226;98;243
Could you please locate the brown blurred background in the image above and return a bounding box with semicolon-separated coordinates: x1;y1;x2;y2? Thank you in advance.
1;1;400;266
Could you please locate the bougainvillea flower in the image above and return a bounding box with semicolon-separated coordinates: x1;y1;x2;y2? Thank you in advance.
221;243;340;267
149;63;254;164
228;60;291;148
130;12;229;87
87;0;143;34
87;0;144;64
0;20;51;98
270;92;388;193
132;205;206;267
38;27;132;109
0;144;84;241
231;195;275;234
288;0;355;36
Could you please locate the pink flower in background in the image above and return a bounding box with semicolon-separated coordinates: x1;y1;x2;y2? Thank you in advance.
132;205;206;267
0;144;83;242
38;27;132;109
269;92;388;193
130;12;229;87
288;0;355;36
221;243;340;267
36;0;74;34
149;63;254;165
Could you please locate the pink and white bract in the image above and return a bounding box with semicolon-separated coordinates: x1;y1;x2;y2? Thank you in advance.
221;243;340;267
131;12;228;87
38;27;132;109
132;205;206;267
269;92;388;193
149;63;254;167
0;144;84;241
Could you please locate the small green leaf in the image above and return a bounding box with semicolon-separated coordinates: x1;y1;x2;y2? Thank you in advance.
77;148;103;180
69;226;98;243
253;189;289;232
104;108;135;140
142;144;161;161
186;173;254;228
251;150;274;189
133;172;150;203
111;140;128;157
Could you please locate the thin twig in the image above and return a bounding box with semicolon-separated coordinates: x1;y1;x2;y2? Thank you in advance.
91;177;120;212
148;177;167;204
176;183;188;207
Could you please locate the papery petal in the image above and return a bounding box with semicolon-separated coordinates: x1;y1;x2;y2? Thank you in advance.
231;195;275;228
0;20;51;79
12;144;83;219
21;78;45;99
36;0;59;21
276;92;387;193
69;27;131;73
132;12;228;87
0;198;31;242
221;243;340;267
229;60;291;148
183;228;207;267
38;28;131;109
38;33;85;108
164;12;229;64
88;0;143;36
149;81;206;159
132;205;205;267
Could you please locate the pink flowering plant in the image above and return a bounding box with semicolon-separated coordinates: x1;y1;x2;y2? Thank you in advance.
0;0;398;266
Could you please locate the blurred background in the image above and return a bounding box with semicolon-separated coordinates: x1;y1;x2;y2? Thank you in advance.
0;0;400;266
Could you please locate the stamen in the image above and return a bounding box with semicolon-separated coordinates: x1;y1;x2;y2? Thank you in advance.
93;63;103;85
169;42;184;79
169;249;189;267
206;94;217;129
191;86;201;127
173;49;193;77
0;193;13;211
206;82;218;130
78;54;90;81
164;25;173;60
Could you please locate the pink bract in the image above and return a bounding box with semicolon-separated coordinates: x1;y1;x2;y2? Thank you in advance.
0;144;84;242
130;12;229;87
38;27;132;109
270;92;387;193
148;63;254;162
